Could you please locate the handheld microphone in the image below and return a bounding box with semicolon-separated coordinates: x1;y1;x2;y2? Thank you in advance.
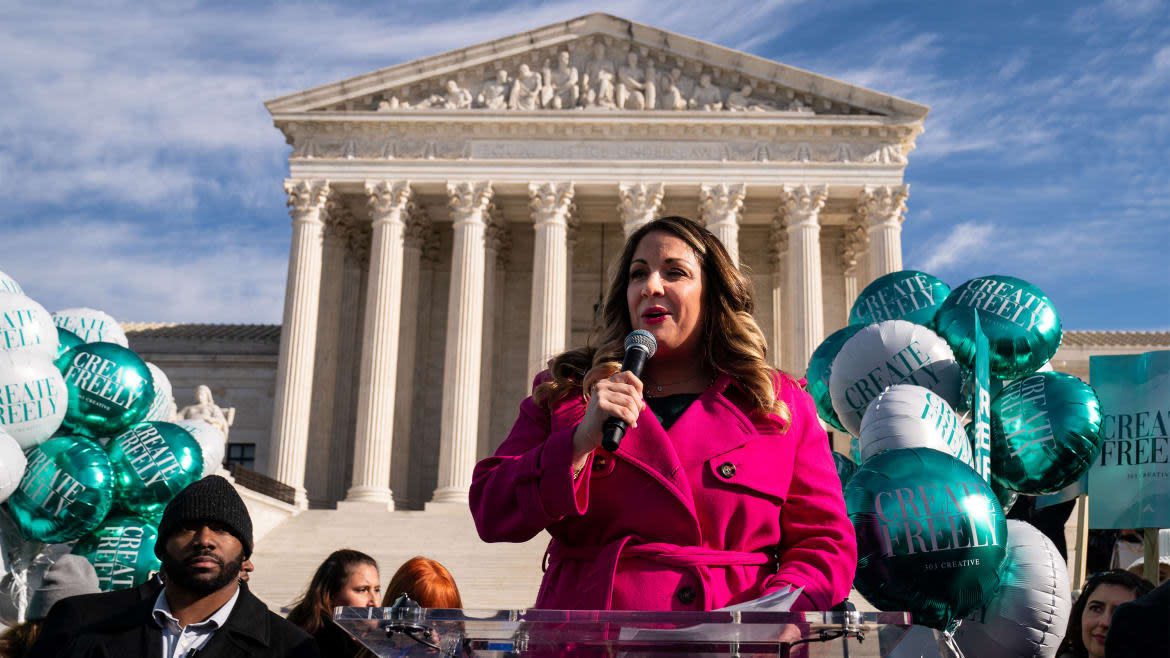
601;330;657;452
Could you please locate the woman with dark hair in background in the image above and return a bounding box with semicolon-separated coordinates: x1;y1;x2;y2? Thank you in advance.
381;557;463;609
287;549;380;657
1056;569;1153;658
471;216;856;612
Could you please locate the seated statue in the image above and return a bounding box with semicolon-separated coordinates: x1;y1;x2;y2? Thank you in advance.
478;70;511;110
177;385;235;442
660;68;690;111
541;51;579;109
616;52;648;110
689;73;724;111
581;42;616;108
726;84;776;112
509;64;543;110
442;80;473;109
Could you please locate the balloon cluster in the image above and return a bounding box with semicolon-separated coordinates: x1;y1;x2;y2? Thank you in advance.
809;270;1093;651
0;271;225;604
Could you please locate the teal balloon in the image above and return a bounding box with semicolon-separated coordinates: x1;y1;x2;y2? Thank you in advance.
54;328;84;364
850;270;951;327
5;435;114;542
72;512;161;590
990;371;1102;495
845;447;1007;630
806;324;865;433
966;422;1018;514
58;342;154;438
933;275;1062;379
833;452;857;492
107;422;204;516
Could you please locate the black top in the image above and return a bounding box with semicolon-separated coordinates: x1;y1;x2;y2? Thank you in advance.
645;393;700;430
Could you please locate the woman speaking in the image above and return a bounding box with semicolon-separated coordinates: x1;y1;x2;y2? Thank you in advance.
470;216;856;611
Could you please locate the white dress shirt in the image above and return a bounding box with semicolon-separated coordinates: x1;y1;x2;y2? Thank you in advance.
151;585;240;658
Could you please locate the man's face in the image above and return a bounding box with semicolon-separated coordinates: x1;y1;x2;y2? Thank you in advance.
162;520;245;597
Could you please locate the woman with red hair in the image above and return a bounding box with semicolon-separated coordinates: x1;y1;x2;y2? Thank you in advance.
381;557;464;609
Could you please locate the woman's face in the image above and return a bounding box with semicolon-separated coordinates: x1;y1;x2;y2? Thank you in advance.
626;231;705;360
1080;583;1136;657
331;564;381;608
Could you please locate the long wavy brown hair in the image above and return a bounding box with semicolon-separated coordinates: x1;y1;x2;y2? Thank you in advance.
534;215;789;426
286;549;379;635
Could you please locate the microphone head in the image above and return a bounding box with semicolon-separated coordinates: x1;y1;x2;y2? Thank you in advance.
625;329;657;358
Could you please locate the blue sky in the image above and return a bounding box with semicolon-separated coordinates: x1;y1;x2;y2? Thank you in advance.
1;0;1167;329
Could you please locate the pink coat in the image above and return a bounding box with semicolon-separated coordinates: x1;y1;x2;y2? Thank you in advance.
470;371;857;612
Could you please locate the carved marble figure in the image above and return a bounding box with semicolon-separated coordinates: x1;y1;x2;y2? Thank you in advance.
660;68;690;110
443;80;473;109
542;51;579;109
478;69;511;110
582;42;616;107
616;52;648;110
509;64;543;110
726;84;776;112
643;59;658;110
690;73;724;111
177;385;236;441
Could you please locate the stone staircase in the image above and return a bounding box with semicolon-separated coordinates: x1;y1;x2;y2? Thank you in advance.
247;506;549;612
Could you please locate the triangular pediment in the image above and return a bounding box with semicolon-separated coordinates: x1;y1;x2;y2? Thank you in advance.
266;13;928;120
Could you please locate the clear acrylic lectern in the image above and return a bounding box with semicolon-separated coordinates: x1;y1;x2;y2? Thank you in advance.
334;602;913;656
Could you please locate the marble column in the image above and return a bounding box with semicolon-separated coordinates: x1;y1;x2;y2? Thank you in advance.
618;182;664;238
344;181;412;508
779;184;828;376
767;222;788;370
269;179;330;508
839;218;868;325
430;181;493;506
390;212;431;509
858;185;909;284
478;208;510;461
565;213;581;347
527;182;575;383
699;183;746;266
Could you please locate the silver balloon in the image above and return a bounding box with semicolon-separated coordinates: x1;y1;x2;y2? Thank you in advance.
952;520;1072;658
50;308;128;347
0;293;58;360
0;351;67;449
859;384;973;467
142;362;175;422
175;419;224;477
0;427;27;504
829;320;963;437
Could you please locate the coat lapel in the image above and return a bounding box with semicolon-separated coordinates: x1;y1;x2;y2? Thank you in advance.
671;374;767;469
614;405;695;516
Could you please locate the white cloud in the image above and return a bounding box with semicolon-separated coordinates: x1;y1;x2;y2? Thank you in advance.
916;222;996;272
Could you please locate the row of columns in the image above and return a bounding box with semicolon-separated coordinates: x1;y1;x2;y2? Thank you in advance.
269;179;908;508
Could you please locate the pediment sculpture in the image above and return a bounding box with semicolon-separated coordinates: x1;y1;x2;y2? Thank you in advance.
176;385;236;442
370;38;843;115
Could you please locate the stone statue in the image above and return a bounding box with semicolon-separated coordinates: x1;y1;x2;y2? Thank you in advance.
478;70;511;110
177;385;235;442
581;42;616;108
726;84;776;112
442;80;473;109
660;68;690;111
541;51;579;109
377;96;409;111
616;52;648;110
643;59;658;110
509;64;543;110
787;97;814;113
689;73;724;111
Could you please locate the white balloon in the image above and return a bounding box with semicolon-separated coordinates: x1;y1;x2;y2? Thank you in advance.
859;384;973;467
0;270;23;296
0;426;27;504
142;362;175;422
0;293;58;359
176;419;225;477
953;520;1072;658
50;307;128;347
0;352;67;449
829;320;963;437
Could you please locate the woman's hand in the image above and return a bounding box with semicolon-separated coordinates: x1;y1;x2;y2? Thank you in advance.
572;371;645;464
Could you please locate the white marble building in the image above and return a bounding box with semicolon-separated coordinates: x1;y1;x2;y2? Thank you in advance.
128;14;1170;514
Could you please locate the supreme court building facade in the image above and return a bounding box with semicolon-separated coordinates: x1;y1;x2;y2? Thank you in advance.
249;13;932;511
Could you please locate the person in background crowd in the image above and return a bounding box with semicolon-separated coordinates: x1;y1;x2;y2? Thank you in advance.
381;557;463;609
1105;577;1170;657
1055;569;1154;658
0;555;100;658
471;216;856;612
28;475;319;658
287;549;380;657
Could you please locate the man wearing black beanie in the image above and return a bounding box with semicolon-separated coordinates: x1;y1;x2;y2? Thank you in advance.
30;475;321;658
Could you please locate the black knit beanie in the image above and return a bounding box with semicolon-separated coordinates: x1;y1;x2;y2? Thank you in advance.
155;475;254;559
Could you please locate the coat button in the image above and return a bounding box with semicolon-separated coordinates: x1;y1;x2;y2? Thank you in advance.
718;462;736;478
676;586;696;604
592;457;608;473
